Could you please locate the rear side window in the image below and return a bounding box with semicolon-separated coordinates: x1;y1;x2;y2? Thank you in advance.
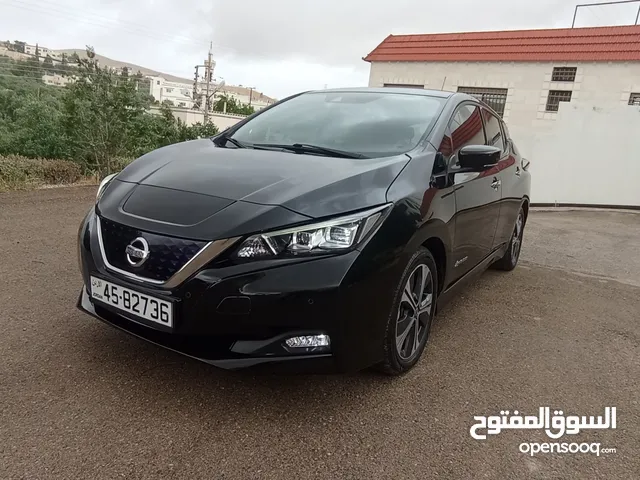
442;104;485;166
481;109;505;155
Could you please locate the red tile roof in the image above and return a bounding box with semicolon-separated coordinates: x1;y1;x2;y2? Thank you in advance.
364;25;640;62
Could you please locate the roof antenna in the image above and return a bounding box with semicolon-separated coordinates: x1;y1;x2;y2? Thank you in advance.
440;76;447;90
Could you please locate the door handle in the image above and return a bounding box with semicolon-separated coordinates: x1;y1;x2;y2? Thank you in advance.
491;177;501;190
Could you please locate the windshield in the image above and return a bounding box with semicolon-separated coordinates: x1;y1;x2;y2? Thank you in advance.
229;91;446;158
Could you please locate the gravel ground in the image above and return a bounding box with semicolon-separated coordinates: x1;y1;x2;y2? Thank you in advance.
1;187;639;479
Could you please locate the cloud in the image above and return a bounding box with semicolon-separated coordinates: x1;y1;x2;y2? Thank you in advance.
205;0;579;65
2;0;639;98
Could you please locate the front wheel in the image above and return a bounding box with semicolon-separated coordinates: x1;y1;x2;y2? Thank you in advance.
376;248;438;376
492;206;525;271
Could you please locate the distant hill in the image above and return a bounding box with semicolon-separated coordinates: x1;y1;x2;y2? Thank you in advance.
52;49;276;102
52;49;193;84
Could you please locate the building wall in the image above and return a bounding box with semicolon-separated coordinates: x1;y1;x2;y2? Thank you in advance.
369;60;640;206
529;103;640;206
369;61;640;154
42;73;73;86
148;106;247;131
24;44;51;56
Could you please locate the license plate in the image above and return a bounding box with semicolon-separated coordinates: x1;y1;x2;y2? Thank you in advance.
90;276;173;328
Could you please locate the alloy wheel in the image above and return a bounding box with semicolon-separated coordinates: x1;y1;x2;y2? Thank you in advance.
511;210;524;264
395;264;433;360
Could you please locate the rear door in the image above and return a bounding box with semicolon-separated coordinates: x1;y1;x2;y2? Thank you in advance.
481;109;516;249
445;103;502;281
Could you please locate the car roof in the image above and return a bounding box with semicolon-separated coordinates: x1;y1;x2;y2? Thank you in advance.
306;87;454;98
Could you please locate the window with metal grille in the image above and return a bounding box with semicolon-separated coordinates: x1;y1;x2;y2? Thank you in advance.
629;93;640;106
383;83;424;89
457;87;508;117
545;90;572;112
551;67;577;82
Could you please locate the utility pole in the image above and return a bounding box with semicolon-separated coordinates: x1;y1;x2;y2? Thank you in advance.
248;86;255;106
192;65;199;109
204;42;213;124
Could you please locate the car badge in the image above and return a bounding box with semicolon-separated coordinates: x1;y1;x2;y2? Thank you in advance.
125;237;150;267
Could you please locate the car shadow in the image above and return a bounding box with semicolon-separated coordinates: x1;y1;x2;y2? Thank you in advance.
78;322;403;417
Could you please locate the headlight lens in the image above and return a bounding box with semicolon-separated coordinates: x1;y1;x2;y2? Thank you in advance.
96;173;117;201
235;205;390;259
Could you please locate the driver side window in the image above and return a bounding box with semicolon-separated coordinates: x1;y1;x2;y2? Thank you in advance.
440;104;486;167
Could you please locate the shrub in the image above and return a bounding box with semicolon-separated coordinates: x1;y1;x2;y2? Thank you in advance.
41;159;81;184
0;155;82;191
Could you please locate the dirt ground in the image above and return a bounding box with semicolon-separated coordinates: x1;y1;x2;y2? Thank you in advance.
1;186;638;479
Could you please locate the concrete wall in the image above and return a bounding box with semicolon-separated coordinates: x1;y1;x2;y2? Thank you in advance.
369;60;640;206
529;103;640;206
148;106;247;131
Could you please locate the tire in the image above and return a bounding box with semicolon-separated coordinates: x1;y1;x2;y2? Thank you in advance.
492;206;525;271
376;247;438;376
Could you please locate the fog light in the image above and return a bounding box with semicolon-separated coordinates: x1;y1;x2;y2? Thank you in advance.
285;334;330;348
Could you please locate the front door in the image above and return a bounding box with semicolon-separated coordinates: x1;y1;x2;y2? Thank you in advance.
443;103;502;281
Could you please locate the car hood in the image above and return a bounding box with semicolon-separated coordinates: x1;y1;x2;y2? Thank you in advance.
98;139;410;241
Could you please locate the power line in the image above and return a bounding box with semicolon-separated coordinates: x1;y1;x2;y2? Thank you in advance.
0;0;245;52
6;0;212;47
0;0;209;49
0;1;275;94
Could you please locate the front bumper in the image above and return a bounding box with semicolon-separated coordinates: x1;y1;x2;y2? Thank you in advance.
77;209;403;373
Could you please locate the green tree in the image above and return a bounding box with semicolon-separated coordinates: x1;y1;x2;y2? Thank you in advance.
212;94;255;115
43;55;54;73
61;47;153;172
0;64;67;158
24;54;42;79
13;41;26;53
0;46;219;174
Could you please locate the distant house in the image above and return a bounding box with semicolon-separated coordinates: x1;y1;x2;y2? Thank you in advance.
147;75;277;111
364;25;640;145
364;25;640;207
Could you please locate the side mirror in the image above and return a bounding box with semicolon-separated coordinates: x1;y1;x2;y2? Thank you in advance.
457;145;501;172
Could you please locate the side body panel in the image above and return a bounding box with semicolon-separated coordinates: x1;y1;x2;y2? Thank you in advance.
494;122;532;246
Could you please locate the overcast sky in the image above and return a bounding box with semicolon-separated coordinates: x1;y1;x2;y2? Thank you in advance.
1;0;639;98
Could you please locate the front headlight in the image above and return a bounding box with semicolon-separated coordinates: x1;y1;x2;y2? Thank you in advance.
235;204;390;259
96;173;117;201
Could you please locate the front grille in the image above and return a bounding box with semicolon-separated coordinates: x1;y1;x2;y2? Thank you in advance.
99;217;207;282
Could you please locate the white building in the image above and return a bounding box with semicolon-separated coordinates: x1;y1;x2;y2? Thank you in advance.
24;43;55;58
147;75;276;111
365;25;640;207
42;73;74;86
147;76;196;108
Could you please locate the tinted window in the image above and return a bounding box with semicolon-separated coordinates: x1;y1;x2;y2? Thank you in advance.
443;104;485;166
230;91;446;158
482;109;505;154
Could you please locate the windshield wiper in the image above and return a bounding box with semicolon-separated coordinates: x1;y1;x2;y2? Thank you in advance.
213;132;250;149
252;143;367;159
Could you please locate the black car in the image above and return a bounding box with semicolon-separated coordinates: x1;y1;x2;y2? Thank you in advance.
77;87;531;375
